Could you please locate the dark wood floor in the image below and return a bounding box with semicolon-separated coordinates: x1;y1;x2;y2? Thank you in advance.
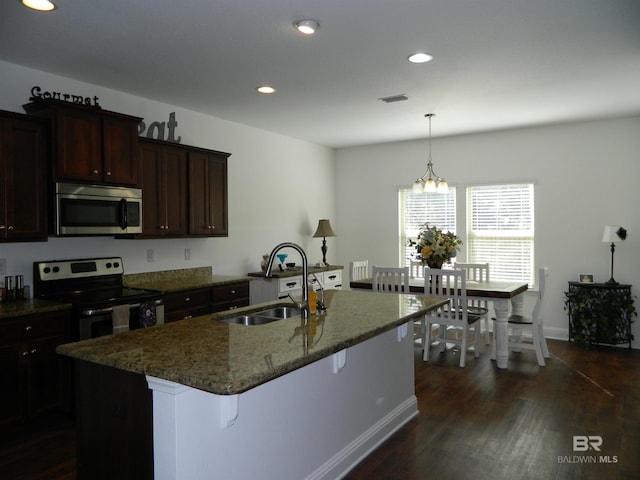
2;339;639;480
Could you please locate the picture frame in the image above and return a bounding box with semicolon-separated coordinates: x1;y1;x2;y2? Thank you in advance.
579;274;594;284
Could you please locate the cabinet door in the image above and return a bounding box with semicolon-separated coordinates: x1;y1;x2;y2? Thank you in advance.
27;335;67;417
0;115;47;242
55;107;102;182
140;142;187;236
188;151;228;236
211;282;250;312
0;342;26;427
103;115;140;186
163;288;211;322
163;146;188;235
140;143;166;236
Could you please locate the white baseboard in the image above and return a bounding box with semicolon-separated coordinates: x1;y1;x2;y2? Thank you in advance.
307;396;419;480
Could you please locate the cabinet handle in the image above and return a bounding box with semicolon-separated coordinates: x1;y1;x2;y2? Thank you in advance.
230;290;236;294
328;275;337;280
25;325;33;332
286;282;297;288
22;351;29;357
92;169;99;174
31;349;37;355
106;171;112;176
7;226;14;230
185;297;191;302
0;225;5;230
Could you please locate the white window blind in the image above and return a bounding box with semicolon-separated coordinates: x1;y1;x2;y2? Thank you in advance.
399;188;456;267
466;183;535;285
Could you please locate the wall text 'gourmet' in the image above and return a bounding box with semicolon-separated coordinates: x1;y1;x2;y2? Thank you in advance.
30;86;100;107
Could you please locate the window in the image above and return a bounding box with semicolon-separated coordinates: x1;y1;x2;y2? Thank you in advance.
466;183;535;285
398;187;456;267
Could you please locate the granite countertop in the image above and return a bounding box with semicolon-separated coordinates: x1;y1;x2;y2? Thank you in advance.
247;264;344;279
123;266;253;293
57;290;446;395
0;298;72;320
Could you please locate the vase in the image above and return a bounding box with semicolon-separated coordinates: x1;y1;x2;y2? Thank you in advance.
426;258;445;269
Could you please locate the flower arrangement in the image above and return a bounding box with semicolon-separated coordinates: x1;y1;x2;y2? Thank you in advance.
408;223;462;268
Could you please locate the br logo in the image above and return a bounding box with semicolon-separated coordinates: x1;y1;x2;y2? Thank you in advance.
573;436;602;452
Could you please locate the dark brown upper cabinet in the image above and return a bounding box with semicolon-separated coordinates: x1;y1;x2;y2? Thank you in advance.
188;149;229;237
0;110;48;242
24;99;142;186
138;139;229;239
138;139;188;237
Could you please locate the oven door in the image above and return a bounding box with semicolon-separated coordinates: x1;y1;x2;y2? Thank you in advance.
78;301;164;340
55;183;142;236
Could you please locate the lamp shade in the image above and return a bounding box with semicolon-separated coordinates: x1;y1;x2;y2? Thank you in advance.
602;225;626;243
313;219;336;238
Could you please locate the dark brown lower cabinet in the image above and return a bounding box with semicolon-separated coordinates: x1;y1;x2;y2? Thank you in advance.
75;360;153;480
0;309;71;430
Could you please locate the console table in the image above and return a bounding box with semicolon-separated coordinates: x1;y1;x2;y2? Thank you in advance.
565;282;636;348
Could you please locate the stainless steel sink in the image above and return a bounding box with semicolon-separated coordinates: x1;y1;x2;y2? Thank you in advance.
219;315;280;326
254;306;302;318
217;305;303;326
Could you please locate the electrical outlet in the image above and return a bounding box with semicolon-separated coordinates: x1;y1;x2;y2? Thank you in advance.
0;258;6;276
184;248;191;261
147;249;155;262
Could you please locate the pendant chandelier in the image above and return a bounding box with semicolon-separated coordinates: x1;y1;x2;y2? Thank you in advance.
412;113;448;193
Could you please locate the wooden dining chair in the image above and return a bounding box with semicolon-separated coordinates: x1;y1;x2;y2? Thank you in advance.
371;266;410;293
349;260;369;283
422;268;483;367
454;263;491;344
491;267;550;366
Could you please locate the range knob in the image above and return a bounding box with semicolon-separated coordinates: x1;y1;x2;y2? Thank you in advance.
43;267;51;274
53;266;60;273
106;262;112;268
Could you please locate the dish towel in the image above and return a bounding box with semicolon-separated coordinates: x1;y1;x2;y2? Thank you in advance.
112;304;130;335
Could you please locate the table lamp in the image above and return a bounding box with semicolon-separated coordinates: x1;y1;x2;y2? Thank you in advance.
602;225;627;285
313;219;336;265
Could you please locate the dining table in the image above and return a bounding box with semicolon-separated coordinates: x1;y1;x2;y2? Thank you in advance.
349;277;529;369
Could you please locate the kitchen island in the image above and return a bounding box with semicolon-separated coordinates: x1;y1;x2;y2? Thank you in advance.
57;290;446;480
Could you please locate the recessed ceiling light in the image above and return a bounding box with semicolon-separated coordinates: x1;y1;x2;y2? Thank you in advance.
256;86;276;94
22;0;56;11
408;52;433;64
294;19;319;35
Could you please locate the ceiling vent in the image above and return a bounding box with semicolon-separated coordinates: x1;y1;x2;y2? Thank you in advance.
379;94;408;103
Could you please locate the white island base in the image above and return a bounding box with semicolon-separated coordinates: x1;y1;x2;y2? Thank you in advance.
147;323;416;480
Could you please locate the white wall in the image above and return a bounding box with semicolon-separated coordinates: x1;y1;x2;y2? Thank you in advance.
335;117;640;343
0;61;336;285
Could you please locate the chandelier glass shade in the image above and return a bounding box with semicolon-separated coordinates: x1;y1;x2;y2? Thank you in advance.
412;113;448;194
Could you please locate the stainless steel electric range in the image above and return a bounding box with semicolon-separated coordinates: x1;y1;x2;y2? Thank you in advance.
33;257;164;340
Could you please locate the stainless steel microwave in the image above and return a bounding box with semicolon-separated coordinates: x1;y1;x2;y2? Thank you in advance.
54;183;143;236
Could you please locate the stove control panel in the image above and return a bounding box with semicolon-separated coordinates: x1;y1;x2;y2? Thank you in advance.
35;257;125;282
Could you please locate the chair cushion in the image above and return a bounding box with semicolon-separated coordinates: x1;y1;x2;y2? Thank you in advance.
491;314;533;324
466;306;489;316
441;308;481;324
507;314;533;325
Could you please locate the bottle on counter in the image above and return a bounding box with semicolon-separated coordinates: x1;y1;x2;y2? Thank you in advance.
308;281;317;315
15;275;24;300
4;276;14;301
